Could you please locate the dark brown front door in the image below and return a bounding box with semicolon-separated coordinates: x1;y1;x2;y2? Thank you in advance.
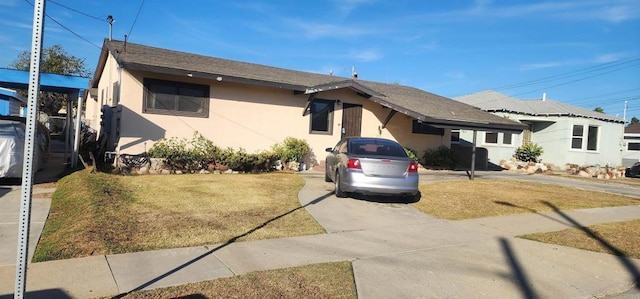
341;103;362;138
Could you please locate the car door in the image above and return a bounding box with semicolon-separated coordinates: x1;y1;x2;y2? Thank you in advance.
327;140;346;179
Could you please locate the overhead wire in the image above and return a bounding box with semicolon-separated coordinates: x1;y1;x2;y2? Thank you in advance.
23;0;101;49
127;0;146;38
490;55;640;91
49;0;108;23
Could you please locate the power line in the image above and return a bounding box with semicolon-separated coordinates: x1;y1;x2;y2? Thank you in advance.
510;61;640;98
49;0;107;23
127;0;146;38
491;55;640;91
23;0;101;49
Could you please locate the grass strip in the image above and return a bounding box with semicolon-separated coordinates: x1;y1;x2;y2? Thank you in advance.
112;261;357;299
414;180;638;220
520;220;640;259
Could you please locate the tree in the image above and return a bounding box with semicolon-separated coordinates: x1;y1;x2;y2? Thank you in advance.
630;117;639;125
593;106;604;113
10;45;90;115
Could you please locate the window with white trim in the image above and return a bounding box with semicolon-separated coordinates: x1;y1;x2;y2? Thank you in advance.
484;132;512;145
587;125;598;151
571;125;583;149
485;132;498;144
571;124;599;151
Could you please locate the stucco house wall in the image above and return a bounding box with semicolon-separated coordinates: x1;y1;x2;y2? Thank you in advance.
85;52;452;164
86;40;525;168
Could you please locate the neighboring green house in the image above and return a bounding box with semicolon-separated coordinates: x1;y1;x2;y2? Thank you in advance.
455;90;626;168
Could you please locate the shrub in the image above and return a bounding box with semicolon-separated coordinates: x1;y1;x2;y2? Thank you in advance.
272;137;311;163
404;147;419;162
514;143;543;163
422;145;459;169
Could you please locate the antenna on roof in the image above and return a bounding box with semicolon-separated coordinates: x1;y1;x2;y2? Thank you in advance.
123;34;128;53
107;15;115;41
329;69;333;76
351;66;358;79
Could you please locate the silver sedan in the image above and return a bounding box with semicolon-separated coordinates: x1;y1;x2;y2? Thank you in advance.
325;137;420;200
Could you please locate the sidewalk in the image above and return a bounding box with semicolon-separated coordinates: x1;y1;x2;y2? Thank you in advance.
0;170;639;298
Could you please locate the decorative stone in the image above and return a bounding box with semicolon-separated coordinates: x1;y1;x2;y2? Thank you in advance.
578;170;591;177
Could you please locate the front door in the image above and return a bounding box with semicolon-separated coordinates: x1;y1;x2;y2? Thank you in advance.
341;103;362;138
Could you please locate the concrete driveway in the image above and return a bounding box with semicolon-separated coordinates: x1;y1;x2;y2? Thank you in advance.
300;171;640;298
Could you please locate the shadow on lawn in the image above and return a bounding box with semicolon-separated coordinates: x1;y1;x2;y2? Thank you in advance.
493;201;571;227
111;191;335;298
541;201;640;290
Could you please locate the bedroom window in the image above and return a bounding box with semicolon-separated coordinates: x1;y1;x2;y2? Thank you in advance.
485;132;498;144
310;99;334;134
587;125;598;151
571;125;583;149
144;78;209;117
485;132;512;145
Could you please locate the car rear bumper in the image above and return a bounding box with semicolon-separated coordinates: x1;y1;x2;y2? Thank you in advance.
342;170;419;196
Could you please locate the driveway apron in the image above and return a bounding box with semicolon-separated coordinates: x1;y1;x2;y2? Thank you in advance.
298;171;640;299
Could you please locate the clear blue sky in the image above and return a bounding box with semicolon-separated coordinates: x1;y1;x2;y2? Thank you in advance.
1;0;639;120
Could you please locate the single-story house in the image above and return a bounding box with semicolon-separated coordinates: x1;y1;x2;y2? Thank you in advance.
623;123;640;167
85;39;526;167
0;87;26;116
454;90;626;168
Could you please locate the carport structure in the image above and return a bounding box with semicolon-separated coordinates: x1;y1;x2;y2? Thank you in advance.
0;68;89;168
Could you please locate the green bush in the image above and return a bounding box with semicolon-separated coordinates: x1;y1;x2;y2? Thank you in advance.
514;143;544;163
272;137;310;163
147;134;303;173
404;147;419;162
422;145;459;169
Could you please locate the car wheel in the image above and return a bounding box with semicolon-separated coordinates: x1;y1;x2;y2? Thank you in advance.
325;162;332;182
334;171;346;198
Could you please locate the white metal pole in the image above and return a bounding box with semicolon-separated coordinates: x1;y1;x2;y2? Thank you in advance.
72;91;83;168
15;0;46;297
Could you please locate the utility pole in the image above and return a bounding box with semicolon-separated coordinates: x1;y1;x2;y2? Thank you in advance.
107;15;114;41
623;100;628;124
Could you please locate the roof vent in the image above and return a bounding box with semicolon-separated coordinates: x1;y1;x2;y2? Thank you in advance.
352;66;358;79
542;92;547;101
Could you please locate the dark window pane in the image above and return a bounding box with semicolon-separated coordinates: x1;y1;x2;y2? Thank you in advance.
485;132;498;144
451;130;460;143
572;125;583;137
144;79;209;117
503;133;512;144
310;100;333;133
587;126;598;151
629;143;640;151
572;138;582;149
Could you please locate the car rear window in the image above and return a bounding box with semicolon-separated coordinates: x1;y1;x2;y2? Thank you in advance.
349;139;407;157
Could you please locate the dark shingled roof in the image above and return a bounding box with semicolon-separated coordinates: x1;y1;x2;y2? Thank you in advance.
92;40;526;132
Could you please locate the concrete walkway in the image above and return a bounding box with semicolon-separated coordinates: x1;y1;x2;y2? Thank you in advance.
0;169;639;298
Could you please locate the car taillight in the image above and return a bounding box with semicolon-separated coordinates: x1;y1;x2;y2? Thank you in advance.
407;161;418;173
347;158;362;169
